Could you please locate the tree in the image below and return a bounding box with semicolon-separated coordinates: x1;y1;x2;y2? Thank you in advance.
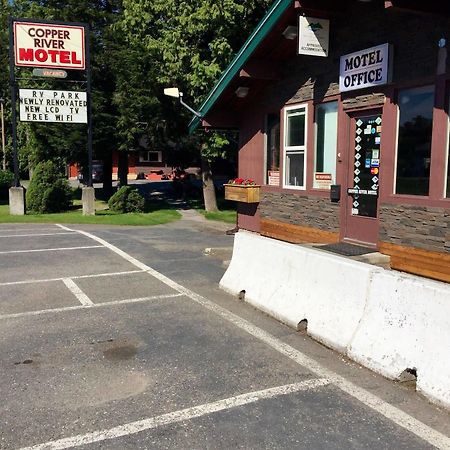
118;0;272;211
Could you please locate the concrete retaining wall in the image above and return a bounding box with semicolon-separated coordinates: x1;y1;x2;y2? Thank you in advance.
220;231;450;409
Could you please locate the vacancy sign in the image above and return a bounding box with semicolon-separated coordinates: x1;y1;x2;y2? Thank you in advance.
298;17;330;57
14;21;85;70
19;89;87;123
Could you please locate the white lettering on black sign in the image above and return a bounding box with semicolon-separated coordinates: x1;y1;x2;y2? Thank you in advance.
340;44;390;93
19;89;87;123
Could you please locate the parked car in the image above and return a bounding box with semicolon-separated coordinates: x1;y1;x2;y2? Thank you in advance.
77;161;103;183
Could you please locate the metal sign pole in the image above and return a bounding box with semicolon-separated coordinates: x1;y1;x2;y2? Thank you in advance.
8;17;19;187
85;24;93;188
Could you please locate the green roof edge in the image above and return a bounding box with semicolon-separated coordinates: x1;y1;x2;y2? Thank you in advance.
188;0;291;134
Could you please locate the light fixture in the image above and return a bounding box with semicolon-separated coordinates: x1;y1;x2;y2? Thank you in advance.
235;86;249;98
282;25;298;40
163;87;201;117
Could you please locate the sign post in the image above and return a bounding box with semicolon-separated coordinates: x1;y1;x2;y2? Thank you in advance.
9;17;19;188
8;18;94;214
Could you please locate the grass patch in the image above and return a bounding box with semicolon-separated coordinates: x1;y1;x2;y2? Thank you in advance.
0;200;181;226
200;210;237;224
187;197;237;224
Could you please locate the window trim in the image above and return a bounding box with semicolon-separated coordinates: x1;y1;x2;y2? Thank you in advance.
445;90;450;198
313;99;338;190
264;112;281;186
283;103;308;190
139;150;162;163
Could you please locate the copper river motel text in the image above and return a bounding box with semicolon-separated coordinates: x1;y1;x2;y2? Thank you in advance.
18;48;81;65
14;22;85;69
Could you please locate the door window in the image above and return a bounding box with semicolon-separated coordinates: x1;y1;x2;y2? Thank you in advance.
349;114;382;218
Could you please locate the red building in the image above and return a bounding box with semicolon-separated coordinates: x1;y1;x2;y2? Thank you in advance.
190;0;450;283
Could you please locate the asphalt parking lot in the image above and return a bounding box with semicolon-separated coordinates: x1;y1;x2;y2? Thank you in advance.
0;219;449;450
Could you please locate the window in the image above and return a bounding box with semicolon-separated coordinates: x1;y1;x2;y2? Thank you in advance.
314;101;338;189
395;85;435;196
284;105;307;188
139;151;162;163
265;113;280;185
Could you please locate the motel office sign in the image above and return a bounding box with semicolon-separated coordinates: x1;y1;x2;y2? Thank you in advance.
340;43;391;92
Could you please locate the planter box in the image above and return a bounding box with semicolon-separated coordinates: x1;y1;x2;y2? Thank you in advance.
224;184;260;203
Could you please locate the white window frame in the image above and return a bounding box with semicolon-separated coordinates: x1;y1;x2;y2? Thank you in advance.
283;103;308;190
139;150;162;163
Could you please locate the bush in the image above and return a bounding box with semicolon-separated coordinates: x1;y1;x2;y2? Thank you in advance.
108;186;145;213
26;161;72;213
0;170;14;200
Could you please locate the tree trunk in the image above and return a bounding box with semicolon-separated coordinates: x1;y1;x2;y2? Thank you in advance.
201;155;218;212
102;150;113;198
118;151;128;186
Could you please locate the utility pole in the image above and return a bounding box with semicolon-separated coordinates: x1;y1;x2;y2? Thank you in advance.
0;99;5;170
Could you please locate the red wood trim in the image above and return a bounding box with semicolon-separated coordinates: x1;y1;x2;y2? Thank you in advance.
429;74;448;200
379;87;397;202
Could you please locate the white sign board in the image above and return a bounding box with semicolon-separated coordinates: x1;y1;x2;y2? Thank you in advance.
298;16;330;57
340;43;390;92
19;89;87;123
14;21;85;70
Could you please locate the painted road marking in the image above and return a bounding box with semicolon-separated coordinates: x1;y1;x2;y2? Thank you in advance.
19;379;331;450
0;270;145;287
0;245;103;255
62;224;450;449
0;293;184;321
0;231;76;238
0;227;62;233
62;278;94;306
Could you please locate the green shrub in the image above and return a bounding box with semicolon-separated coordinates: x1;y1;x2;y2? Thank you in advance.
108;186;145;213
0;170;14;200
26;161;72;213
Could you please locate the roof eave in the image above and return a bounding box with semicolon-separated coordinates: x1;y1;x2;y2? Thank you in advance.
188;0;292;134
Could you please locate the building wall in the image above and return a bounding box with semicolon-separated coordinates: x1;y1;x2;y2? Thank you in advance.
260;192;340;233
236;4;450;257
380;204;450;253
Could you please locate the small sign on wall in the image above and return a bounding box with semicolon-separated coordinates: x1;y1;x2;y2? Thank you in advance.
298;17;330;57
339;43;391;92
268;171;280;186
314;172;332;189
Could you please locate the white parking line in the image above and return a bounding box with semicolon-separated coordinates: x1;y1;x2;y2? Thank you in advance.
62;225;450;449
0;245;103;255
0;270;145;287
0;227;61;233
62;278;94;306
20;379;331;450
0;232;76;238
0;293;184;320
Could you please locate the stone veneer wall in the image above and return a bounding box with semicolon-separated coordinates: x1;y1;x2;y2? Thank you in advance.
380;204;450;253
260;192;340;233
